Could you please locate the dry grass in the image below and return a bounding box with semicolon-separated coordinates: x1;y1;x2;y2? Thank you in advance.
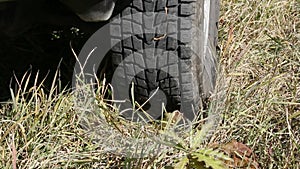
0;0;299;168
214;0;299;168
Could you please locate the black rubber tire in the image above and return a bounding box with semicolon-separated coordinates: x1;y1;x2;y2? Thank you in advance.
109;0;219;121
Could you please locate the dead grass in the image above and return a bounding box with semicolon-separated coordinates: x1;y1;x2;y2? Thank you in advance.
0;0;299;168
214;0;300;168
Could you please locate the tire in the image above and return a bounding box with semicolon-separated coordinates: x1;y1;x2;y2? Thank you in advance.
109;0;219;121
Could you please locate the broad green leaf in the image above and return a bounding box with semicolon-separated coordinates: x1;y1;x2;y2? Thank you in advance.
192;151;228;169
174;156;189;169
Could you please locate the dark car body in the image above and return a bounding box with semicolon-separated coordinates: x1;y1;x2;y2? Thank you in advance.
0;0;117;22
60;0;116;22
0;0;119;36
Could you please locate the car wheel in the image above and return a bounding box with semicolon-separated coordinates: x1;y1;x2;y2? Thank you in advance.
109;0;220;121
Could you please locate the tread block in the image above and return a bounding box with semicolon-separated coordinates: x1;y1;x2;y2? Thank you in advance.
167;21;178;34
132;23;143;37
166;37;177;50
123;37;133;49
170;87;180;95
157;53;168;68
179;46;192;59
111;39;122;53
125;63;135;76
168;64;179;77
110;24;121;37
144;1;155;12
136;77;148;86
132;0;143;11
122;7;132;18
156;0;167;11
167;0;178;7
179;3;195;16
180;17;192;29
122;20;132;33
179;29;192;43
132;10;143;24
133;52;145;67
136;86;148;96
112;53;123;64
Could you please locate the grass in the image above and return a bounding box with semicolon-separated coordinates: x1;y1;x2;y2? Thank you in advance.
0;0;299;168
216;0;299;168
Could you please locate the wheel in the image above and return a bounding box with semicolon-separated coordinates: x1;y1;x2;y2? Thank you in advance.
109;0;219;121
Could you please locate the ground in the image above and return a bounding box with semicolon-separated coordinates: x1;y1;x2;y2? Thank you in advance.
0;0;299;168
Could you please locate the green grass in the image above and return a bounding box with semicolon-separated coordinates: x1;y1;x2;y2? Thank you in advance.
0;0;299;168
